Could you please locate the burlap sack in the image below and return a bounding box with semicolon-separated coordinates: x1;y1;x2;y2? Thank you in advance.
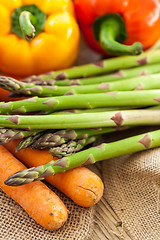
0;183;94;240
101;128;160;240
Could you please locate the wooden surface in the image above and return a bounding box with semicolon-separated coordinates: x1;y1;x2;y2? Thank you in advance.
88;164;132;240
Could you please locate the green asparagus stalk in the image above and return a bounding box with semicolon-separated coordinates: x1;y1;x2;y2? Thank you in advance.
23;63;160;86
50;136;97;158
5;129;160;186
0;128;37;145
20;50;160;80
0;109;160;129
31;127;117;150
0;90;160;115
2;74;160;97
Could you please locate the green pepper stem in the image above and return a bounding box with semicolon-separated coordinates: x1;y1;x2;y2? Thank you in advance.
19;11;36;41
99;18;143;56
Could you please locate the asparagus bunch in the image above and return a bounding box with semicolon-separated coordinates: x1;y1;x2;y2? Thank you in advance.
31;127;116;150
0;125;118;155
0;104;157;149
1;49;160;186
22;63;160;86
15;127;116;151
0;126;98;155
5;129;160;186
2;74;160;97
0;90;160;115
23;50;160;80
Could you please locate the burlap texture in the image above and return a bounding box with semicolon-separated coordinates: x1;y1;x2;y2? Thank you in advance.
102;128;160;240
0;183;94;240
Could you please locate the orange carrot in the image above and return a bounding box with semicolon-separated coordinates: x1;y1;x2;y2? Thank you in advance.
0;145;68;230
5;140;104;207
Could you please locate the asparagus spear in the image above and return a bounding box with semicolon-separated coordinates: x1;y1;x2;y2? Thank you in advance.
2;74;160;97
15;130;45;151
0;109;160;129
21;50;160;80
22;63;160;86
0;128;37;145
50;136;97;158
0;90;160;115
5;129;160;186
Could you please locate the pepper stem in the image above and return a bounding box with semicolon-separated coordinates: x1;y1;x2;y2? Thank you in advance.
93;14;143;56
19;11;36;41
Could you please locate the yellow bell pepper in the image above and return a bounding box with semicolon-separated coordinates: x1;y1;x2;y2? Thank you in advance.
0;0;80;77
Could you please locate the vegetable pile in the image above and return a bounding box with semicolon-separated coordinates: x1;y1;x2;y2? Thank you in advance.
2;0;160;233
1;48;160;230
0;48;160;169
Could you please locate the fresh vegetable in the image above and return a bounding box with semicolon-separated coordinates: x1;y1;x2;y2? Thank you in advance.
5;129;160;186
2;74;160;97
0;122;123;151
0;109;160;129
0;128;40;145
17;127;116;151
0;0;80;76
22;63;160;86
15;130;44;151
50;136;97;158
0;145;68;229
0;90;160;115
0;126;120;148
74;0;160;55
22;49;160;80
5;140;104;207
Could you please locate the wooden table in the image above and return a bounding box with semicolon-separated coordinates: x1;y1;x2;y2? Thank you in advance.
88;164;132;240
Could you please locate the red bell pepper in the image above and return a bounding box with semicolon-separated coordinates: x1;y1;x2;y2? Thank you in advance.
74;0;160;56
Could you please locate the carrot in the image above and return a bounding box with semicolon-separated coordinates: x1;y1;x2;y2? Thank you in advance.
0;145;68;230
5;140;104;207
